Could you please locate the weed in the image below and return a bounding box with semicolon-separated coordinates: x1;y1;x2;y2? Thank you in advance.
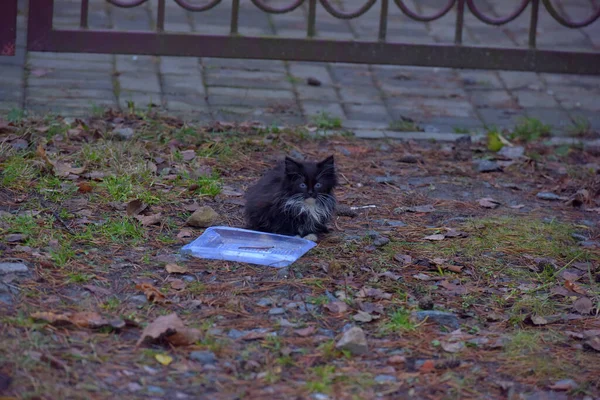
66;272;93;284
7;108;26;123
50;244;76;267
453;127;471;134
192;174;222;197
381;308;416;333
1;155;37;188
567;117;594;138
312;112;342;130
305;365;336;394
37;176;77;202
511;117;551;141
98;217;145;243
101;296;121;312
186;281;206;295
306;295;329;306
389;119;422;132
101;175;134;202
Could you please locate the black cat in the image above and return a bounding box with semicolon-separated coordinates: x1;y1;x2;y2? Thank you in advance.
244;155;338;240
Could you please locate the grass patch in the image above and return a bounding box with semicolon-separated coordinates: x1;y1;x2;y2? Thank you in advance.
567;117;594;138
312;112;342;130
389;119;423;132
1;155;37;188
381;308;416;333
510;117;551;142
305;365;336;394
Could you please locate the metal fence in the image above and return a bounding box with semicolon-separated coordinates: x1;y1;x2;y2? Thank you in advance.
4;0;600;74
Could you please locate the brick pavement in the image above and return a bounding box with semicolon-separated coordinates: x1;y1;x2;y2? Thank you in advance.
1;0;600;139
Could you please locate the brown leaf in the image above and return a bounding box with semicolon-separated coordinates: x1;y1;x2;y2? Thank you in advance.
419;359;435;373
565;280;587;295
393;254;412;265
446;265;464;273
356;287;392;300
441;341;465;353
432;258;446;265
583;329;600;338
585;336;600;352
31;311;123;329
324;301;348;314
359;302;384;315
137;313;201;347
136;213;163;226
510;204;525;209
82;285;112;296
165;263;188;274
53;162;85;178
478;197;501;209
135;283;167;304
294;326;316;337
77;182;93;194
241;331;273;341
353;310;379;323
126;199;147;216
444;228;466;238
413;273;432;281
572;297;593;314
549;379;578;391
379;271;401;281
424;234;445;241
170;279;186;291
177;229;193;239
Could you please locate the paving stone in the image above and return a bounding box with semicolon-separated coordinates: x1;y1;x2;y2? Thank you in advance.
25;87;115;100
525;108;573;133
339;86;383;104
160;57;201;75
513;90;559;108
352;129;386;139
208;87;295;101
498;71;544;90
28;77;114;91
383;86;467;99
162;75;206;96
344;104;391;122
303;102;346;119
116;55;158;73
118;73;161;93
288;63;334;86
205;69;292;90
28;57;113;72
477;109;527;128
202;58;286;72
458;70;504;90
118;92;163;110
295;86;339;102
468;90;518;109
330;65;374;87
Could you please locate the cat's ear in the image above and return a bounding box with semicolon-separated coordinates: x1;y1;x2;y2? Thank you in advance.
317;155;335;170
285;157;302;174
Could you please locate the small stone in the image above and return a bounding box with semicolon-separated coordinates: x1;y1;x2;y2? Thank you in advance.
549;379;578;391
372;236;390;247
375;176;400;184
186;206;220;228
418;296;434;310
584;140;600;156
189;351;217;364
477;160;501;173
113;127;134;140
366;230;380;239
307;77;322;87
0;262;29;274
387;355;406;365
381;220;407;227
228;329;245;339
335;326;368;355
571;233;588;242
398;154;421;164
11;139;29;151
129;295;148;305
374;375;397;384
268;307;285;315
147;385;165;395
497;145;525;159
289;149;304;160
311;394;330;400
256;298;273;307
4;234;27;243
580;241;599;248
335;146;351;157
127;382;143;392
413;311;460;330
536;192;565;201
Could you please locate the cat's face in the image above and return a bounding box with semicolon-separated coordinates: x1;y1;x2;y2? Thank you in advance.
284;155;337;200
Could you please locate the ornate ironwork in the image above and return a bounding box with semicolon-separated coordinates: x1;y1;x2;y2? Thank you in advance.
16;0;600;73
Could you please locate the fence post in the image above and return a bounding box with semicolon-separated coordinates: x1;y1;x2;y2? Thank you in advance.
0;0;17;56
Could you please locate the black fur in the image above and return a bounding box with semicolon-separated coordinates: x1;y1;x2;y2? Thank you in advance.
244;155;338;237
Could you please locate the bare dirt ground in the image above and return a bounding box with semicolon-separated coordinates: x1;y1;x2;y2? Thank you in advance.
1;111;599;400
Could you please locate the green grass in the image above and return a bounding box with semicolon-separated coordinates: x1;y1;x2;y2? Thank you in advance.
567;117;593;138
1;155;37;188
305;365;336;394
389;119;423;132
381;308;416;333
511;117;551;141
312;112;342;130
50;243;76;267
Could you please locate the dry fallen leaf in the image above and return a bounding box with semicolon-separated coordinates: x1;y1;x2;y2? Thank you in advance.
137;313;201;347
419;359;435;373
584;336;600;352
169;279;186;291
136;213;163;226
31;311;124;329
126;199;147;216
77;182;93;194
394;254;412;265
424;234;445;241
356;287;392;300
136;283;167;304
530;315;549;326
510;204;525;209
572;297;593;314
565;280;587;295
441;341;465;353
155;354;173;366
294;326;316;337
353;310;380;323
478;197;501;209
324;301;348;314
177;229;193;239
166;263;188;274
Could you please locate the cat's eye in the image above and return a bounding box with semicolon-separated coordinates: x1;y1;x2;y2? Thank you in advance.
315;183;322;189
299;183;307;189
